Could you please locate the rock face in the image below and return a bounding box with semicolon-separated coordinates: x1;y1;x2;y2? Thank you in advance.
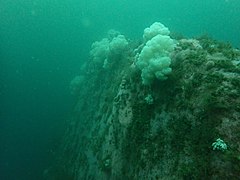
55;36;240;179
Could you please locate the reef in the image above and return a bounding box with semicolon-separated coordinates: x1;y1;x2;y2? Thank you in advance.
50;23;240;179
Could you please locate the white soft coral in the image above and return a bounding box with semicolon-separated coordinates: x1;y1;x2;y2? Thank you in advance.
137;22;175;85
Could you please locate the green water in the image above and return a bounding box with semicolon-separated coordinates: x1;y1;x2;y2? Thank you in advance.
1;0;239;179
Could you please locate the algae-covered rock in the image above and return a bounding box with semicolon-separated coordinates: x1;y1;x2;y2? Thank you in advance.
52;31;240;180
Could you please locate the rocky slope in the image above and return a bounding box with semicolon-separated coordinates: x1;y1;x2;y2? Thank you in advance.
51;35;240;180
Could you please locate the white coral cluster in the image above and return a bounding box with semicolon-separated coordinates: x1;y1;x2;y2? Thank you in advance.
110;35;128;55
90;38;110;64
137;22;175;85
143;22;170;42
90;33;128;68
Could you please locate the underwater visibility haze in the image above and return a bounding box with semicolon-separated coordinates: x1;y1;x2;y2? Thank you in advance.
1;0;240;179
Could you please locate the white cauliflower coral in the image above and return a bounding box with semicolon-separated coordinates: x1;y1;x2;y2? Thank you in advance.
143;22;170;41
137;22;175;85
90;38;110;64
90;33;128;68
109;35;128;55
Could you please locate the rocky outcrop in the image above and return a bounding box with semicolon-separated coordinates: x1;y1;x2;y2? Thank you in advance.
53;36;240;180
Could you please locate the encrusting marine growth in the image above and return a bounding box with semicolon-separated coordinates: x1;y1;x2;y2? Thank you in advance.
50;22;240;180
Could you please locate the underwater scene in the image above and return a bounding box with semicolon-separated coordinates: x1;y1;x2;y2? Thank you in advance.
1;0;240;179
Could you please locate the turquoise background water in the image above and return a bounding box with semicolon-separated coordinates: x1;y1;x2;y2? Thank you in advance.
1;0;239;179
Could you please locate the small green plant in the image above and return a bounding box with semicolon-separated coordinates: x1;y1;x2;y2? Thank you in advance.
212;138;227;152
145;94;154;105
